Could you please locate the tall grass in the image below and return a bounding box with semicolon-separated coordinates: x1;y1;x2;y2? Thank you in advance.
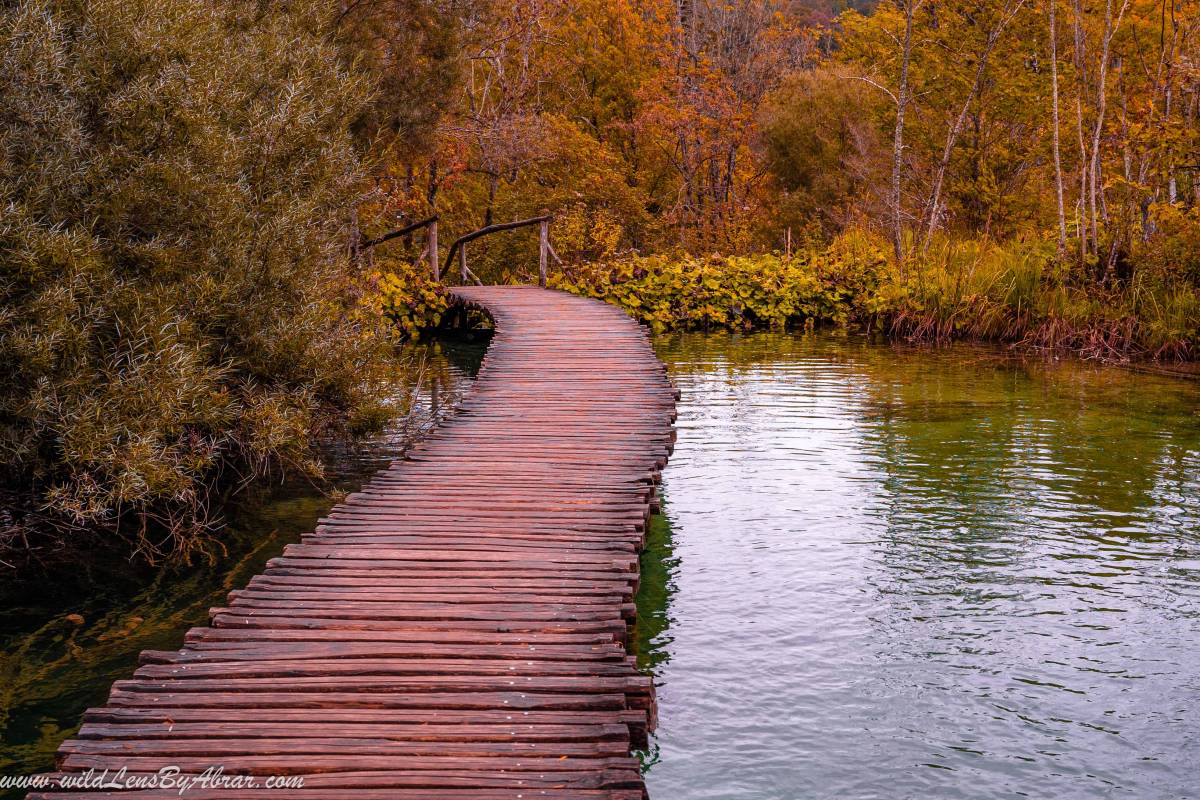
892;232;1199;361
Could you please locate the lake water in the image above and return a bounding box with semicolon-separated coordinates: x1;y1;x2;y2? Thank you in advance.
2;332;1198;800
639;333;1200;800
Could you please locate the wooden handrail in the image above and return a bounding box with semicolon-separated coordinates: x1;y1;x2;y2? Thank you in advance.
361;215;438;250
443;215;553;284
360;215;441;279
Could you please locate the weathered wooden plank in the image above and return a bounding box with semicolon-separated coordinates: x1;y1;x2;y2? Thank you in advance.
80;707;649;727
184;627;622;645
76;722;631;743
34;786;645;799
132;658;646;679
140;644;625;665
38;286;674;799
59;738;631;758
103;689;630;711
56;753;643;774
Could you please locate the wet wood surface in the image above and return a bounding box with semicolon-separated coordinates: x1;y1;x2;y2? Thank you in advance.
31;286;676;800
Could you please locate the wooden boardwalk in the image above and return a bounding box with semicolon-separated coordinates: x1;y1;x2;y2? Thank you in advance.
31;286;676;800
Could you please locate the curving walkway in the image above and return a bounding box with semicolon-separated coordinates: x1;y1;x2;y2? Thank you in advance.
31;286;676;800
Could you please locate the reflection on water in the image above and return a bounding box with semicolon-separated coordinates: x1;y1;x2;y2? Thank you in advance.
641;333;1200;800
0;339;484;789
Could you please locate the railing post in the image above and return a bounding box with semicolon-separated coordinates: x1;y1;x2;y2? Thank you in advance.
538;217;549;288
459;241;468;284
429;220;439;281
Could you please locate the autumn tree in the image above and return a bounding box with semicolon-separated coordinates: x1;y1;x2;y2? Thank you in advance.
760;66;889;238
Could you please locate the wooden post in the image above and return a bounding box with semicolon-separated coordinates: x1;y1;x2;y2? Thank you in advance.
538;218;549;287
786;226;792;258
459;241;468;284
428;220;439;281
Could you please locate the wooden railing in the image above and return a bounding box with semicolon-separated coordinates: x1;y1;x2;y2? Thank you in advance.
361;215;441;279
443;215;554;287
363;212;559;287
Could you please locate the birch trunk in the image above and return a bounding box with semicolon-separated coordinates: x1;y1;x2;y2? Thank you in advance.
1070;0;1090;260
892;0;919;275
921;0;1025;252
1087;0;1131;272
1049;0;1068;256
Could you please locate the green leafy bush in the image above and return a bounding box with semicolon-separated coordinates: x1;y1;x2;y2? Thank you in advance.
550;227;1199;361
375;259;452;338
0;0;387;565
549;236;893;333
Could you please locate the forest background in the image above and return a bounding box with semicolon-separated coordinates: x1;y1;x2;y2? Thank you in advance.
2;0;1198;566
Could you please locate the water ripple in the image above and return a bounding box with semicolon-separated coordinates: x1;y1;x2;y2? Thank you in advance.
639;333;1200;800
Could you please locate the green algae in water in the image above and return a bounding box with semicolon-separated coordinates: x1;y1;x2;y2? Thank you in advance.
639;332;1200;800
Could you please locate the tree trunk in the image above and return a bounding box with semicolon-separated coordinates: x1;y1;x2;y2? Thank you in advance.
484;172;498;228
1070;0;1090;260
1049;0;1068;256
921;0;1024;252
1162;0;1179;205
1088;0;1132;275
892;0;919;275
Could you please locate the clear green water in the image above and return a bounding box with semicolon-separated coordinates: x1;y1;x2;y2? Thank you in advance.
0;340;484;795
637;333;1200;800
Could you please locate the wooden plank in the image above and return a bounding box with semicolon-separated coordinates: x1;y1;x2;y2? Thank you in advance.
75;722;631;743
33;786;645;799
38;286;673;799
56;753;643;774
102;690;631;712
80;707;649;728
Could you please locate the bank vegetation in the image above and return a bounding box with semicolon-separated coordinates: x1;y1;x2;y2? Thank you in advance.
3;0;1198;568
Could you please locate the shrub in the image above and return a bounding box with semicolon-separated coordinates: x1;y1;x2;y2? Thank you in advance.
1134;203;1200;285
0;0;387;566
549;238;893;333
375;258;452;338
550;227;1200;361
759;67;890;238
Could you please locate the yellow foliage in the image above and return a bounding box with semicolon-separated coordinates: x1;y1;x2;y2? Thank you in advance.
549;226;1200;360
549;231;895;333
373;261;450;338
